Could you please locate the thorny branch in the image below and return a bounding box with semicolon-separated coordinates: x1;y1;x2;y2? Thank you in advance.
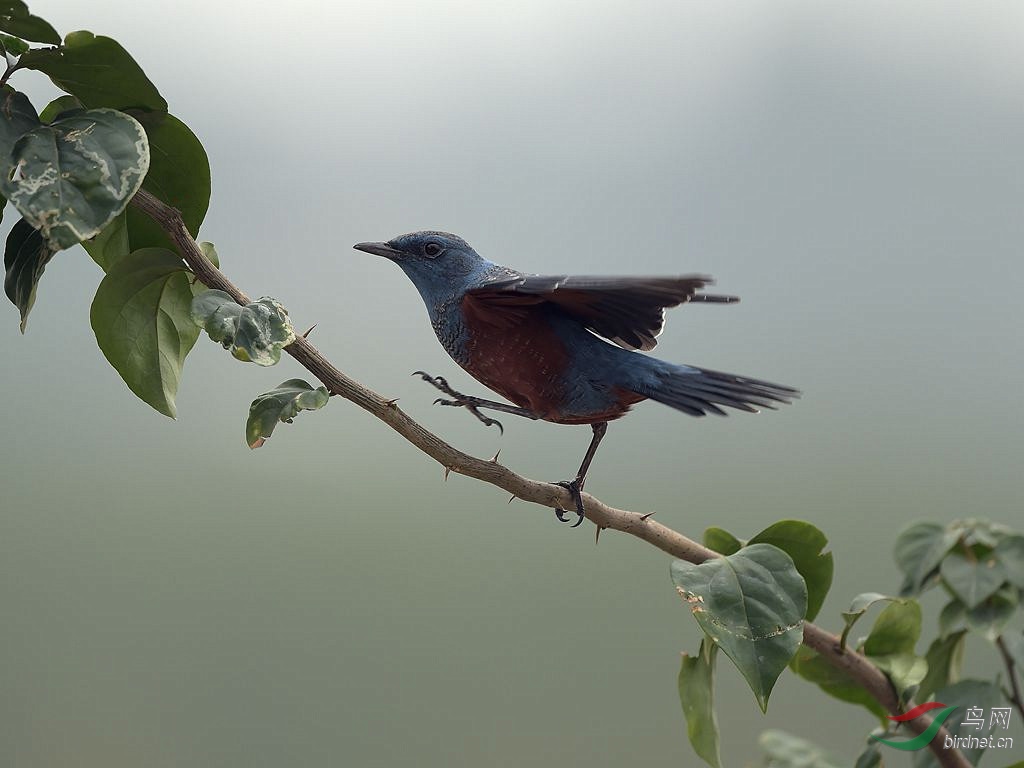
129;188;971;768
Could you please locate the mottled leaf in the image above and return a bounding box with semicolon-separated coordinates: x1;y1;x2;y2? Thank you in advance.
678;639;721;768
1;108;149;250
18;30;166;110
703;526;741;555
758;729;852;768
894;521;958;595
3;216;52;330
90;248;199;417
750;519;834;621
246;379;329;449
671;544;806;711
191;290;295;366
0;1;58;44
917;630;966;703
940;551;1008;609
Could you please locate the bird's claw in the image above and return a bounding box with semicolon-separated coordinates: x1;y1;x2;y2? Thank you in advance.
416;371;505;433
554;479;585;528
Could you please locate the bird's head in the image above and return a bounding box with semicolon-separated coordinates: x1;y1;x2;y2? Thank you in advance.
353;232;486;301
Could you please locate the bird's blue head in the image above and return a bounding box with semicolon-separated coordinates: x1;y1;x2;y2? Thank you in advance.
353;231;488;307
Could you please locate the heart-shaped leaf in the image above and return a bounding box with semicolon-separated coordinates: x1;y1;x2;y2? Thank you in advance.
90;248;199;417
940;551;1007;609
18;30;166;110
246;379;330;449
1;108;150;251
3;216;52;331
191;289;295;366
678;639;721;768
671;543;807;711
994;534;1024;588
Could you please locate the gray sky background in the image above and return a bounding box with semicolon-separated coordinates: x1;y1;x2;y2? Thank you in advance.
1;2;1022;766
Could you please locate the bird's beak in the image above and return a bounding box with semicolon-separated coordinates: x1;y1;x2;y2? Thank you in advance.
353;241;403;260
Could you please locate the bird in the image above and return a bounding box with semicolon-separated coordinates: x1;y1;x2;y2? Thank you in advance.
353;232;798;527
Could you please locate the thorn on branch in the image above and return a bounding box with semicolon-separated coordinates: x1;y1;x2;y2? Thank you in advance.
507;495;517;504
444;465;452;481
302;324;317;339
489;449;501;463
383;398;400;408
640;511;656;521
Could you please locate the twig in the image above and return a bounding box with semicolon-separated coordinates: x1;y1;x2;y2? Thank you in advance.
996;634;1024;720
129;187;971;768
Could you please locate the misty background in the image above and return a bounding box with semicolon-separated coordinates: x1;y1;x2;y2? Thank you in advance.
1;1;1022;766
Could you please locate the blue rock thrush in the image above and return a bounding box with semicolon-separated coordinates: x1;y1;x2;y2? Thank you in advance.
354;232;798;527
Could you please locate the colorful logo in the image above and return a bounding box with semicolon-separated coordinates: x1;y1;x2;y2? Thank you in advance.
872;702;959;752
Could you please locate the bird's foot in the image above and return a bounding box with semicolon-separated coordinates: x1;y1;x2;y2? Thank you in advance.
412;371;505;433
554;478;586;528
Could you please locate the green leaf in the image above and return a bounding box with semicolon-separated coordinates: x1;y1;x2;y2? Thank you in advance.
38;94;82;123
863;599;921;656
0;31;30;56
1;108;150;251
0;86;40;166
703;526;742;555
1002;628;1024;668
0;1;58;44
191;290;295;366
869;652;927;696
940;550;1008;609
671;543;807;711
853;741;882;768
840;593;902;650
964;584;1017;641
911;679;1003;768
994;534;1024;588
917;630;966;703
3;216;52;331
125;112;210;252
938;599;966;636
90;248;199;417
749;519;834;621
246;379;330;449
19;30;166;111
678;639;721;768
758;729;852;768
81;211;129;271
199;241;219;268
789;644;887;722
894;521;958;595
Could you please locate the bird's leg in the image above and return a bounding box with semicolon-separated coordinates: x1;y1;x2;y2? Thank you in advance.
554;421;608;528
413;371;539;434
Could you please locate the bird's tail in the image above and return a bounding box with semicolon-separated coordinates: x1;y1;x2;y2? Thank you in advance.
631;362;799;417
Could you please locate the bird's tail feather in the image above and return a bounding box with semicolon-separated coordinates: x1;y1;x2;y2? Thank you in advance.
636;364;799;417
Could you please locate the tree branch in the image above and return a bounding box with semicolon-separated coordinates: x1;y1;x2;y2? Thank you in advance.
129;187;970;768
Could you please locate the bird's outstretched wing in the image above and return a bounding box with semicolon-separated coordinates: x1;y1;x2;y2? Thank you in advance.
464;274;737;351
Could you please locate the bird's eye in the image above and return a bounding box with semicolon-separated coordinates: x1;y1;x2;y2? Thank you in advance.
424;242;443;258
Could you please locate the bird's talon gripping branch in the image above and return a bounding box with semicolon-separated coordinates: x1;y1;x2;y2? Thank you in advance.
554;479;586;528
